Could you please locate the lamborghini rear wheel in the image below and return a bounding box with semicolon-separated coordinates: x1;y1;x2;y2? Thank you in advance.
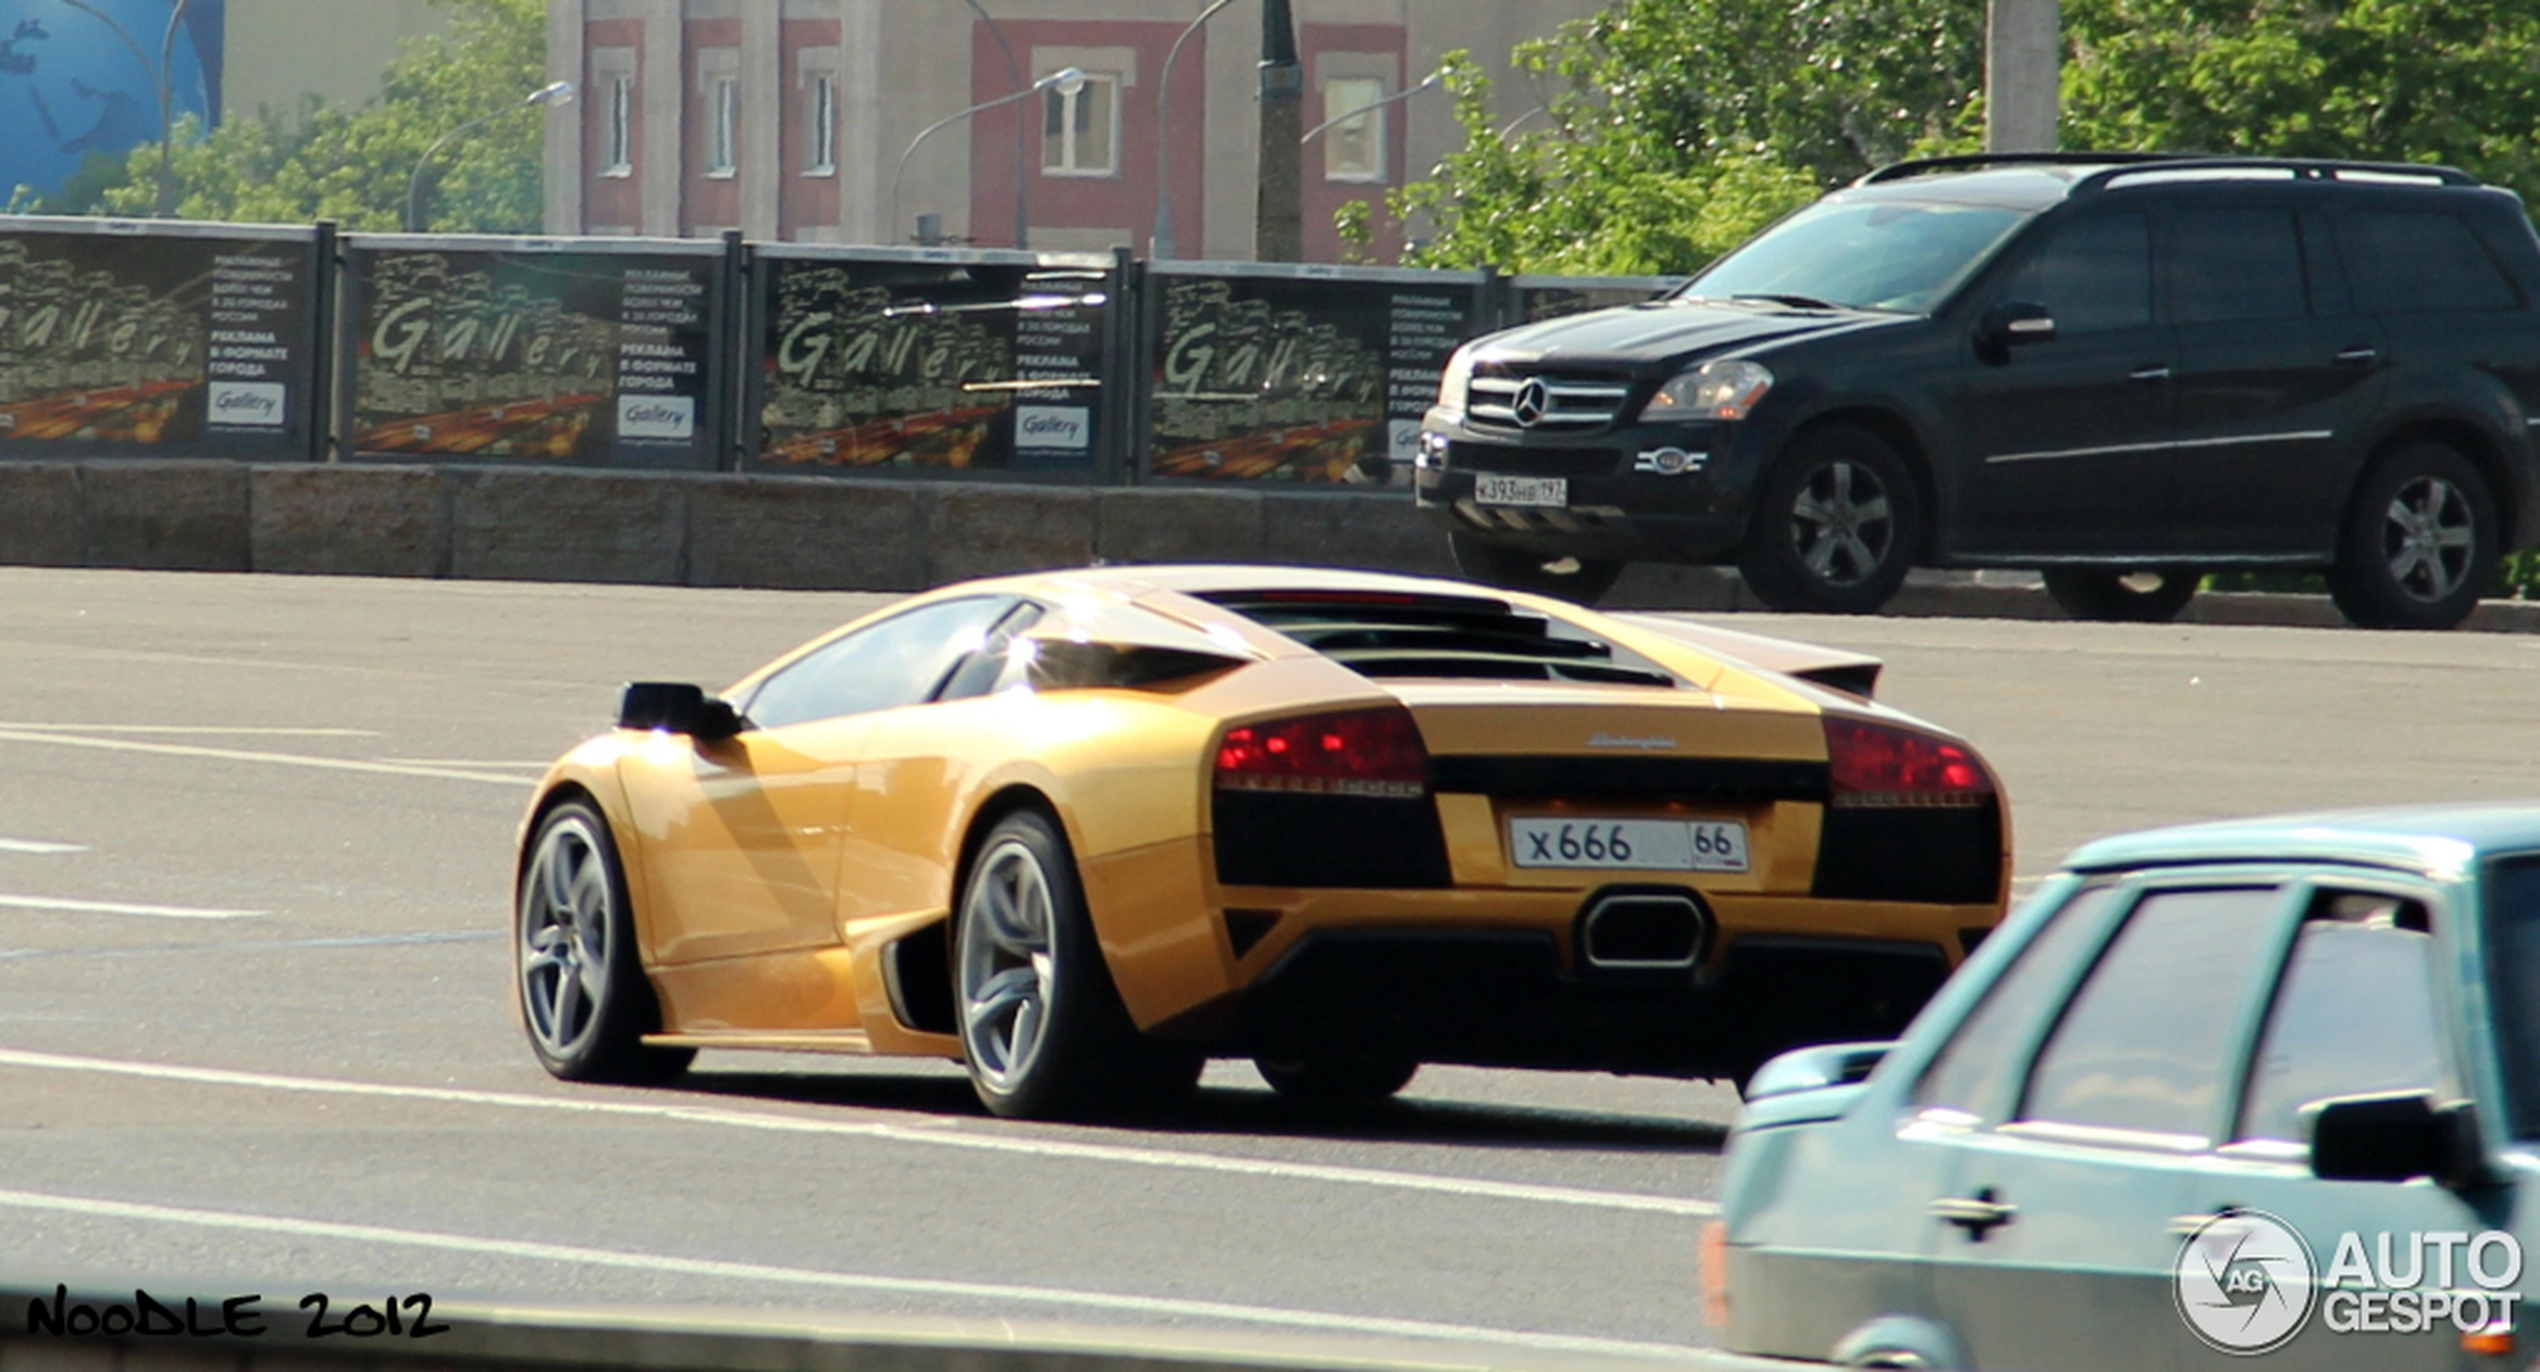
1254;1052;1420;1103
955;810;1200;1119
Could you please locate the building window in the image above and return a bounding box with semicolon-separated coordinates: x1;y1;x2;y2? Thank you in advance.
805;73;837;174
708;76;740;176
591;46;636;179
1042;72;1118;177
1323;76;1386;182
607;76;635;175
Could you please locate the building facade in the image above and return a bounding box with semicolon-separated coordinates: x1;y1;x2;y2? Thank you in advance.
543;0;1605;261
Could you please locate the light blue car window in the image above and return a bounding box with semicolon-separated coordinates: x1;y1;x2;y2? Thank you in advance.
2480;855;2540;1138
2236;891;2444;1145
1915;884;2119;1120
2021;886;2286;1140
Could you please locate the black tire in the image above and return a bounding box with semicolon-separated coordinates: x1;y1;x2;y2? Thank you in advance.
1448;530;1625;605
1737;424;1922;614
515;800;693;1085
2327;441;2498;631
1253;1052;1419;1103
955;810;1202;1119
2041;567;2202;623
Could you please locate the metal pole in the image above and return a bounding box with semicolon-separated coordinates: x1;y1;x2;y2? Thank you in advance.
405;83;574;233
1254;0;1303;262
1150;0;1236;261
892;70;1082;249
1984;0;2060;153
960;0;1033;249
157;0;193;218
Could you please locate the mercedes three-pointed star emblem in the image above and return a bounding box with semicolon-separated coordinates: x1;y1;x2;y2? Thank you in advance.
1511;378;1551;428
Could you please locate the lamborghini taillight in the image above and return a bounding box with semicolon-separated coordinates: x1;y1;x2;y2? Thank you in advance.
1214;707;1429;800
1824;718;1992;809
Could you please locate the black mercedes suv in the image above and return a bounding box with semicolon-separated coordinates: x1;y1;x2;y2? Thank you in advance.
1416;153;2540;629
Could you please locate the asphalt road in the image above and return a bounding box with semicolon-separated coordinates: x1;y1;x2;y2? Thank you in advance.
4;567;2539;1360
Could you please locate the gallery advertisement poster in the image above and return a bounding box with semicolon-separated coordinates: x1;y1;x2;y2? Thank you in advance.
0;221;319;459
751;252;1113;477
1145;268;1484;486
1510;275;1685;326
345;240;722;471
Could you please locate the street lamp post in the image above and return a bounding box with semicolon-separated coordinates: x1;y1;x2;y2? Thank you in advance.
1299;70;1443;147
404;81;575;234
957;0;1036;249
890;67;1083;249
56;0;193;216
1148;0;1236;261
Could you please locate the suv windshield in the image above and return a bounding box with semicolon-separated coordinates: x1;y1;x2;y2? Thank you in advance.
1680;197;2032;314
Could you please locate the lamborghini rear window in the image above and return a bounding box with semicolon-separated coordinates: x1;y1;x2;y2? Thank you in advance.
1199;590;1681;688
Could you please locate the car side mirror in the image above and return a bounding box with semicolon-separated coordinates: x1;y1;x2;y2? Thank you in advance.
2307;1091;2486;1190
1743;1041;1893;1102
1978;301;2057;349
618;682;745;741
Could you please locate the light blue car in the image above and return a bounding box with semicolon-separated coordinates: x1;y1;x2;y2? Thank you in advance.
1711;804;2540;1370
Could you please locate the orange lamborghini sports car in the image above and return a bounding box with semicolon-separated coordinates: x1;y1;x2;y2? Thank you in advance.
513;565;2010;1118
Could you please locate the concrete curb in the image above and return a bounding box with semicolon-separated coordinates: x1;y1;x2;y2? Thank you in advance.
0;1283;1791;1372
4;458;2539;632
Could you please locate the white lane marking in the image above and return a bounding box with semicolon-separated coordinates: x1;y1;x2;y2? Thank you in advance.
0;724;381;737
0;1188;1699;1361
0;729;529;787
0;1049;1718;1218
373;758;553;769
0;895;267;920
0;839;85;855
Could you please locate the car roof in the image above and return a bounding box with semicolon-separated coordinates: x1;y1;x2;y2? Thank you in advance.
2064;803;2540;880
969;562;1533;602
1847;153;2487;214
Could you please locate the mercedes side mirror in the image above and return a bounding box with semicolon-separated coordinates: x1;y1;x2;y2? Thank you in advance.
617;682;745;741
1979;301;2057;349
2307;1091;2487;1190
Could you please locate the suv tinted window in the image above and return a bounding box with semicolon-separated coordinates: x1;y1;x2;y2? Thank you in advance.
746;596;1015;730
1915;884;2118;1119
2172;209;2309;323
2236;889;2445;1144
2021;886;2286;1139
2345;210;2521;313
1686;198;2030;314
1996;214;2151;334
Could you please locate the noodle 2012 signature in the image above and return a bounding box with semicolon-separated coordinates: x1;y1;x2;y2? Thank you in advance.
24;1286;448;1340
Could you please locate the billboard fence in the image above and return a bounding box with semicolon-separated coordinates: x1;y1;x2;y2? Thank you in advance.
0;215;1682;489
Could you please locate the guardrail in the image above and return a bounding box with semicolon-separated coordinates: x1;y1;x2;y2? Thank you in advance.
0;215;1683;490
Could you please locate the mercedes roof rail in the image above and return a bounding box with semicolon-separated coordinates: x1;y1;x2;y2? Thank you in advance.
1856;152;2178;185
2073;157;2480;195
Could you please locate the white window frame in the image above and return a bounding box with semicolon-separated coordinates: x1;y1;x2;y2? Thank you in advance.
697;48;741;179
592;47;636;179
798;47;840;178
1322;75;1388;184
1041;71;1121;179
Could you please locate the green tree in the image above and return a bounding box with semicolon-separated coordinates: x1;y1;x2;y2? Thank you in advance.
1378;0;1987;274
1383;0;2540;275
34;0;547;232
2060;0;2540;202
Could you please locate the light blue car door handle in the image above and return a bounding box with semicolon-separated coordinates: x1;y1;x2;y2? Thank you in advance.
1931;1191;2018;1239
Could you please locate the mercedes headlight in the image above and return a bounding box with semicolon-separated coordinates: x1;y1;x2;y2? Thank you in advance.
1639;359;1774;422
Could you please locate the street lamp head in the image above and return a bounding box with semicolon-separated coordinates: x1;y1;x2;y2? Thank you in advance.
527;81;575;108
1036;66;1087;98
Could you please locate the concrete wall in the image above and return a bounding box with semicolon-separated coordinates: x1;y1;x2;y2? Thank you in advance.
0;461;1763;611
